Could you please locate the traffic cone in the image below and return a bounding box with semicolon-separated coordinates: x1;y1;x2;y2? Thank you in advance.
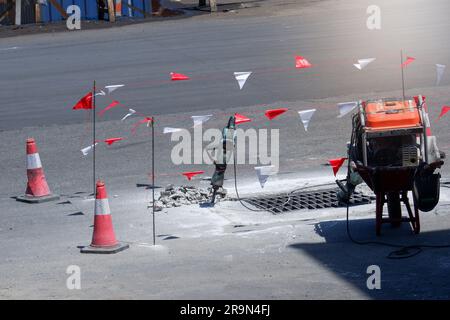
81;181;129;254
16;138;59;203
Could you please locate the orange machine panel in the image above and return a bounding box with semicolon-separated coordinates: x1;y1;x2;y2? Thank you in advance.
364;99;421;130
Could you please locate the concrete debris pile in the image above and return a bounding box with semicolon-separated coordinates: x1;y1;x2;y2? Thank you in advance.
150;184;227;211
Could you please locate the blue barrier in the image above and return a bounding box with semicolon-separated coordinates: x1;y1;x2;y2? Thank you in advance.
39;0;151;23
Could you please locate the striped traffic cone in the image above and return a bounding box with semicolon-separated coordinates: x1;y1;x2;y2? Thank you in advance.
16;138;59;203
81;181;129;254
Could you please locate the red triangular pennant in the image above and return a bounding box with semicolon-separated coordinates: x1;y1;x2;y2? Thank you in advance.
171;72;190;81
295;56;312;68
182;171;204;181
104;137;124;146
329;157;347;176
99;100;120;116
401;56;415;68
437;106;450;121
72;92;93;110
234;113;251;125
265;108;288;120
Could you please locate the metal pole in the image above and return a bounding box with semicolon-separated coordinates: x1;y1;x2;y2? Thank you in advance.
152;117;156;246
401;50;406;102
93;80;96;197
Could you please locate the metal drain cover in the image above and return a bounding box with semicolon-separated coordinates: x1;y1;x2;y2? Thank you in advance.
243;188;374;214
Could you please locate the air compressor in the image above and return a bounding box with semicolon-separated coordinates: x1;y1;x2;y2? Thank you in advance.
337;95;445;234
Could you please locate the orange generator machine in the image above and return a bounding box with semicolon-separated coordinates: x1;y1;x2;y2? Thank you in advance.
338;95;445;235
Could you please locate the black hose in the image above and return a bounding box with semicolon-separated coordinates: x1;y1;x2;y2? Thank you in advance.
232;148;292;212
231;114;450;258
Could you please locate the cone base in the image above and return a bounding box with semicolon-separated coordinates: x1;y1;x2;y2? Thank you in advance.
80;242;129;254
16;194;60;204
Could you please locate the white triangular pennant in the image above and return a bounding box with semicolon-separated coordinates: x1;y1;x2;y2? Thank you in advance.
255;165;275;188
121;108;136;121
105;84;125;94
234;72;252;90
436;64;446;86
95;90;106;97
298;109;316;131
337;101;358;118
192;115;212;127
353;58;375;70
81;143;98;156
163;127;183;134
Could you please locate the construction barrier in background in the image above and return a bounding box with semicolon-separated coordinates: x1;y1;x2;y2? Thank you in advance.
0;0;154;25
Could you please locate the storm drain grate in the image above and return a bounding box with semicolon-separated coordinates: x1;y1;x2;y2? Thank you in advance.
243;188;375;214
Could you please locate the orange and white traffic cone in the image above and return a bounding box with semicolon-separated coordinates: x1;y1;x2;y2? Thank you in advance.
16;138;59;203
81;181;129;254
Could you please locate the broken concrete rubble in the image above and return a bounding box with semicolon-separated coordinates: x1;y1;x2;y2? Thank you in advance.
149;184;227;211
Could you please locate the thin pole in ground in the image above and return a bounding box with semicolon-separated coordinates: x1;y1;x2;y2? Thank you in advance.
401;50;406;102
152;117;156;246
93;80;97;197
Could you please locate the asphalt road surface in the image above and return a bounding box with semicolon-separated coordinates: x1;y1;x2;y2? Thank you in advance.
1;0;450;299
1;0;450;192
1;0;450;130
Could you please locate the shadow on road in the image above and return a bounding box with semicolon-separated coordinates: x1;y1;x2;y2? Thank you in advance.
288;217;450;299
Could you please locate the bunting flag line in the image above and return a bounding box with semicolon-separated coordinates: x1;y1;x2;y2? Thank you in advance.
337;101;358;118
192;115;212;127
255;165;276;188
105;84;125;94
99;100;121;116
329;157;347;176
121;109;136;121
104;137;123;146
234;72;252;90
437;106;450;121
235;113;251;125
436;64;446;86
298;109;316;131
72;92;93;110
401;56;415;68
171;72;190;81
163;127;183;134
353;58;376;70
131;117;153;134
81;143;98;156
295;56;312;69
182;171;205;181
265;108;288;120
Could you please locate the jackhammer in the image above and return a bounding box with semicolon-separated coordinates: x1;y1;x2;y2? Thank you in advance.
209;116;236;204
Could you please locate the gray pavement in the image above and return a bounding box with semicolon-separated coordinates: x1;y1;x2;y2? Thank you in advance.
2;174;450;299
1;0;450;299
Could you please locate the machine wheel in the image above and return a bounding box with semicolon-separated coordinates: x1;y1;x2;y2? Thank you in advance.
387;192;402;227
